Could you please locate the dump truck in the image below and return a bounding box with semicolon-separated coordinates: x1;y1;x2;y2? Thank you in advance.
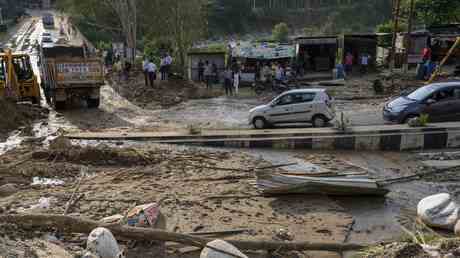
39;43;104;109
0;49;41;104
42;13;54;29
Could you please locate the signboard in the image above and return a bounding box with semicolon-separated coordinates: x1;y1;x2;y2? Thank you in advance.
240;72;256;83
233;42;295;60
296;37;337;45
55;61;103;83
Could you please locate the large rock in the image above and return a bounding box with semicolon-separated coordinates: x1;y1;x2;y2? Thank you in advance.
200;239;248;258
454;220;460;237
85;227;123;258
0;184;18;197
417;193;460;230
49;136;72;151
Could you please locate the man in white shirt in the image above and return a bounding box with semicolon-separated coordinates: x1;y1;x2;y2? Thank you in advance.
142;57;149;86
147;60;157;88
360;53;370;75
165;54;172;80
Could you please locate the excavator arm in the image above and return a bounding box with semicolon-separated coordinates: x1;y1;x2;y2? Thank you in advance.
4;49;19;99
427;37;460;84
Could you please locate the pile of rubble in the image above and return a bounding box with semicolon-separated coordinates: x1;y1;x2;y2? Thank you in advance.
109;73;220;109
0;141;360;257
0;98;48;137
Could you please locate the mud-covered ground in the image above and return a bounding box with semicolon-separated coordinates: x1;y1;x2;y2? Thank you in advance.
0;142;358;258
2;140;460;257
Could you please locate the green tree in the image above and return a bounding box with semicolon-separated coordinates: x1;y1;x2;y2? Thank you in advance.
207;0;254;35
272;22;289;42
409;0;460;25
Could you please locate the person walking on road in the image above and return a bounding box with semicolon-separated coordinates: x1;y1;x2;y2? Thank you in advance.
147;59;157;88
360;53;370;76
233;69;240;95
160;55;167;81
212;62;218;83
198;59;204;82
224;67;233;96
345;52;353;76
164;53;173;80
142;57;150;86
204;61;213;90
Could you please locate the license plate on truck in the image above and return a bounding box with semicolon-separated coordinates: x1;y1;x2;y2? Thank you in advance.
55;62;103;83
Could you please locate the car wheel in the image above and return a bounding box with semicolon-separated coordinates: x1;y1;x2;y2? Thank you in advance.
404;114;419;124
312;115;327;128
253;117;267;129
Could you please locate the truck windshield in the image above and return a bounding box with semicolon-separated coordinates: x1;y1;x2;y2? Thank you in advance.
407;85;437;101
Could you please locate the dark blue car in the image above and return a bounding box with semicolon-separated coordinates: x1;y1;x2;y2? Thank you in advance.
383;82;460;124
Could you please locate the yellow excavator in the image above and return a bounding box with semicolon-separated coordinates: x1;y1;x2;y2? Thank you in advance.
427;37;460;84
0;49;41;104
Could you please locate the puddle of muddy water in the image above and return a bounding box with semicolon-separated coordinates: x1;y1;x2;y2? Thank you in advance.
0;130;23;155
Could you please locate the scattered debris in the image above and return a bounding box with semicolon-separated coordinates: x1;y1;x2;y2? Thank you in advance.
256;173;389;196
31;177;65;186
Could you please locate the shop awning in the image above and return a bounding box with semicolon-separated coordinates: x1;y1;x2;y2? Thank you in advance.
296;37;337;45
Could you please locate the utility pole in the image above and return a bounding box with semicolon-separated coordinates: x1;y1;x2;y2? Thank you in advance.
390;0;401;72
404;0;416;73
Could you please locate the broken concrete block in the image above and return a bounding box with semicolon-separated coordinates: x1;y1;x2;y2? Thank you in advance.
49;136;72;150
200;239;248;258
418;193;460;230
86;227;123;258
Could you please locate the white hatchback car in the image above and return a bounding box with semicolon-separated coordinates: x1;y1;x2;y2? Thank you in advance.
249;89;335;129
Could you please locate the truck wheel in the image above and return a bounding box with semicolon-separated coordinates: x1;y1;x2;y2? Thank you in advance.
87;99;100;109
31;97;40;105
55;101;66;110
312;115;328;128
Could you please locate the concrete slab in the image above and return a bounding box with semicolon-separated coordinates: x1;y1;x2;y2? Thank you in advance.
400;133;424;151
447;131;460;148
422;160;460;169
355;136;381;151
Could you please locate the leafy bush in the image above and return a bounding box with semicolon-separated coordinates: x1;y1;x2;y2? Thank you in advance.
408;114;429;127
272;23;289;42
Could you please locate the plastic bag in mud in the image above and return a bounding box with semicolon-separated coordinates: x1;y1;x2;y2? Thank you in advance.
200;239;248;258
84;227;124;258
418;193;460;230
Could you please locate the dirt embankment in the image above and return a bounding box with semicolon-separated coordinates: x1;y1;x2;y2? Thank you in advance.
108;72;220;109
0;98;48;138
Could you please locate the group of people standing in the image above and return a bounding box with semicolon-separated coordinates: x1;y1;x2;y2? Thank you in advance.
344;52;371;76
197;59;241;96
142;53;173;87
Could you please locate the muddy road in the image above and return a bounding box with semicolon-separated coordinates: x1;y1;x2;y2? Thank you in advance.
3;12;386;138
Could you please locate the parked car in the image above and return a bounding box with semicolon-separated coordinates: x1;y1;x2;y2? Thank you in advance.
383;82;460;124
41;36;53;44
248;89;335;129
